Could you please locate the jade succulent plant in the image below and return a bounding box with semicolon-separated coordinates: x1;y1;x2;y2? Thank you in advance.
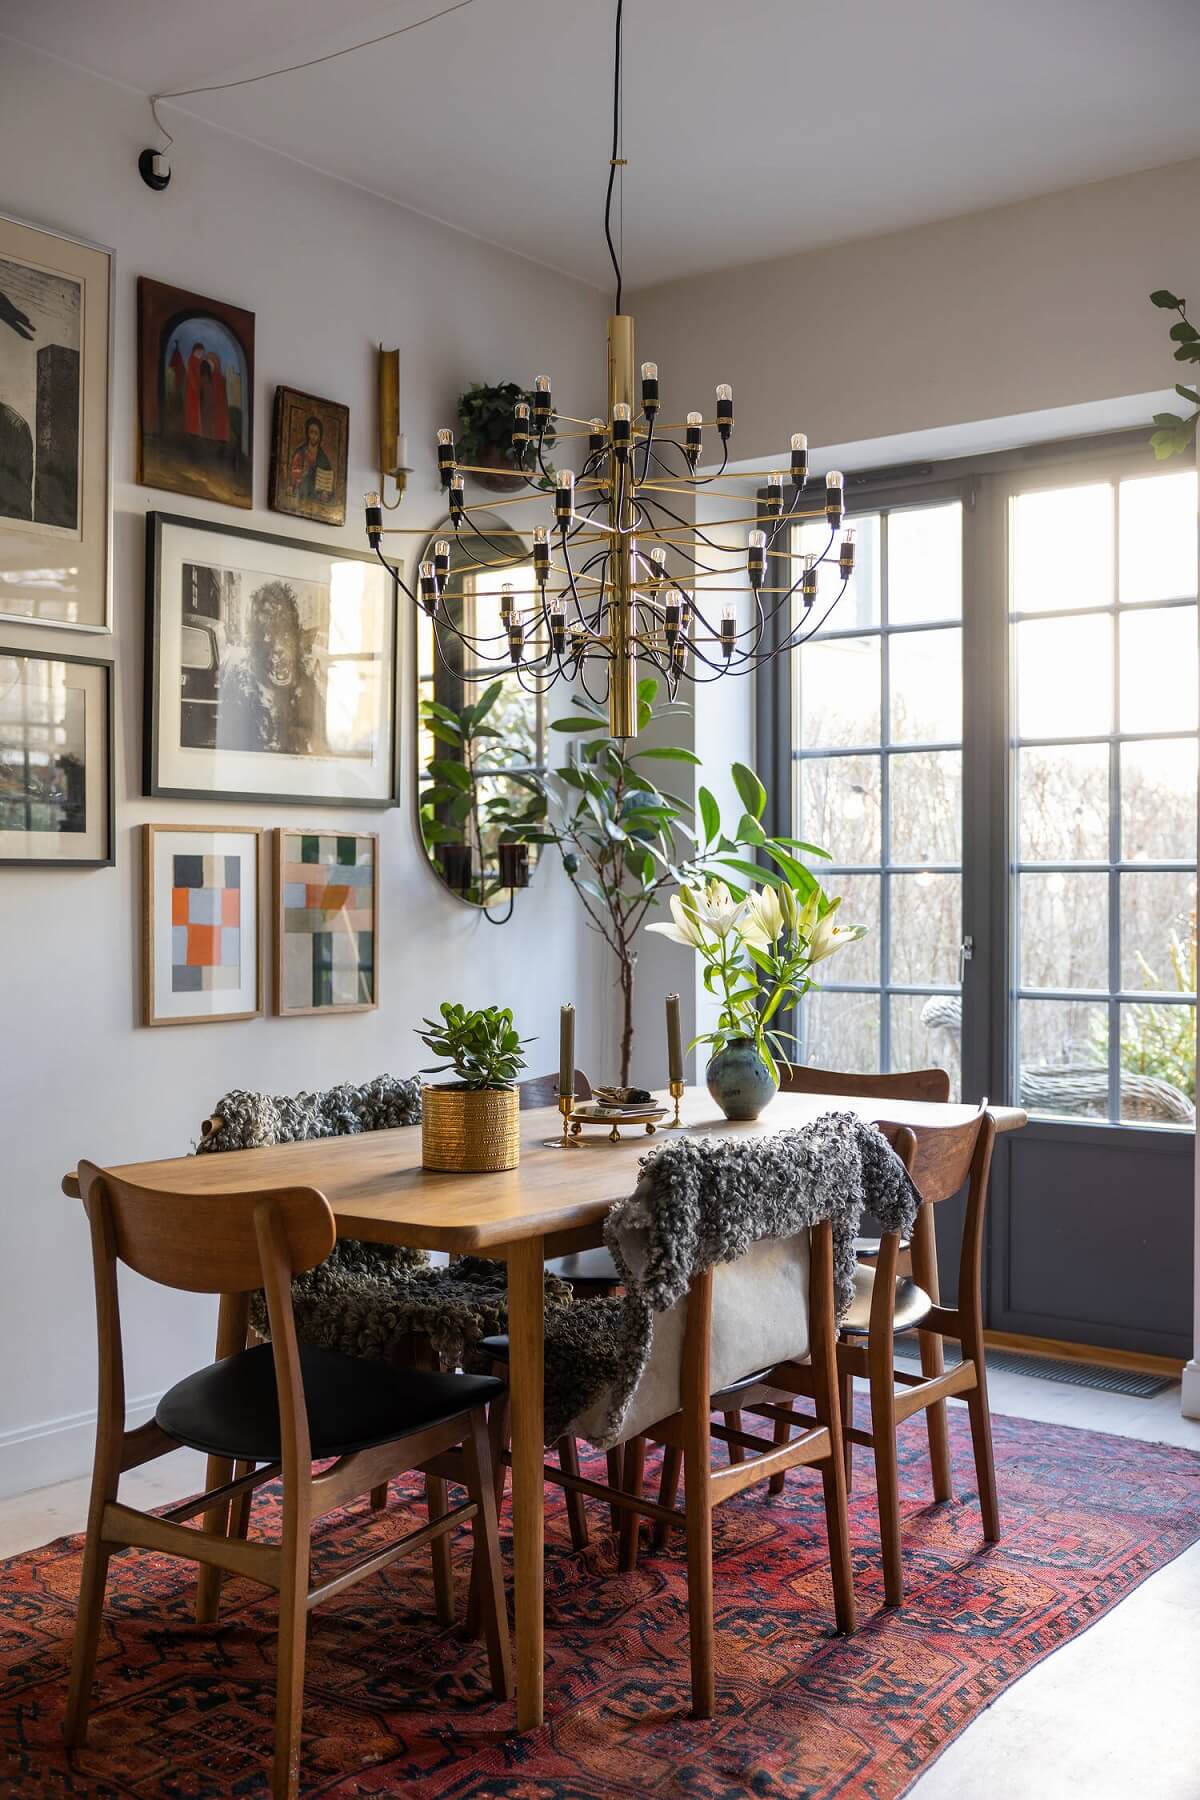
416;1002;533;1090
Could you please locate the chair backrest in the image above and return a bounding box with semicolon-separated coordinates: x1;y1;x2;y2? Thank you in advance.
876;1107;997;1330
77;1161;335;1296
780;1063;951;1103
518;1069;594;1110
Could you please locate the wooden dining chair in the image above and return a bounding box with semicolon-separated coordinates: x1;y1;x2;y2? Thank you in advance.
68;1162;512;1800
478;1214;855;1716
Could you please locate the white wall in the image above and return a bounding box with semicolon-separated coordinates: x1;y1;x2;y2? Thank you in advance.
629;155;1200;465
0;40;611;1497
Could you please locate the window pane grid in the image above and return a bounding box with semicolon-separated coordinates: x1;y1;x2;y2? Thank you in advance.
793;502;963;1089
1010;470;1198;1127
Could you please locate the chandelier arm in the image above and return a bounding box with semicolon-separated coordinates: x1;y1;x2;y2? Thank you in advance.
632;489;741;558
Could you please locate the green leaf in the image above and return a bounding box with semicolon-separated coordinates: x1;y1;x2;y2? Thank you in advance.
715;854;785;890
1153;413;1185;428
770;835;832;860
551;716;608;732
1175;386;1200;407
425;720;465;749
731;762;767;821
429;758;472;791
1169;321;1200;342
629;745;702;764
1173;342;1200;363
636;676;660;706
471;679;505;722
698;785;721;845
1151;289;1185;309
736;811;766;846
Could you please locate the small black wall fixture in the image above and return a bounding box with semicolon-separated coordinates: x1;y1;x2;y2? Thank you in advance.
138;149;171;192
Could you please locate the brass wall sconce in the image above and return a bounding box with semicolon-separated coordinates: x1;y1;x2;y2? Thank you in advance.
378;346;412;506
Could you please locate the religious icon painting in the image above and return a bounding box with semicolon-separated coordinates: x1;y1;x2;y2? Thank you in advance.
274;829;377;1016
0;213;113;629
142;823;262;1026
137;277;254;508
268;386;349;528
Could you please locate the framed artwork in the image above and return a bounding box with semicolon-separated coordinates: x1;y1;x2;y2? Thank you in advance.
144;511;398;807
275;828;377;1015
0;212;113;630
268;386;349;527
143;823;262;1026
0;646;112;865
137;277;254;509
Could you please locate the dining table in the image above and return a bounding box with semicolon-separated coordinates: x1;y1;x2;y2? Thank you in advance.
63;1085;1026;1732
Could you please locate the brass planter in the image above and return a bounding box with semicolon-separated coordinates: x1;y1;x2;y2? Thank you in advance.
421;1084;520;1173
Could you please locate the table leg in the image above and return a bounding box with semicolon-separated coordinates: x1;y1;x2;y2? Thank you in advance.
195;1291;250;1623
910;1201;953;1502
506;1236;545;1731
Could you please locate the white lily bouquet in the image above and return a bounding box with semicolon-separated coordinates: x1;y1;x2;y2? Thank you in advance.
648;874;865;1082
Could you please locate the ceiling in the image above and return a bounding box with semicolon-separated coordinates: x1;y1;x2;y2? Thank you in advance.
6;0;1200;288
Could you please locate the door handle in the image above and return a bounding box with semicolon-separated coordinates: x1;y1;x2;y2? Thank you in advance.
958;935;974;984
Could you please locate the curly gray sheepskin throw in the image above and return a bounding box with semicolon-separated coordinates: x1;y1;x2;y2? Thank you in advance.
541;1112;921;1448
197;1076;574;1366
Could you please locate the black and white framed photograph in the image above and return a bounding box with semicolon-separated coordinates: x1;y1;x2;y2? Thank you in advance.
0;646;113;865
0;213;113;631
144;512;398;807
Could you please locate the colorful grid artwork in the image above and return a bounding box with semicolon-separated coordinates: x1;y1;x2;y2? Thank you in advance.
170;853;242;993
279;832;375;1012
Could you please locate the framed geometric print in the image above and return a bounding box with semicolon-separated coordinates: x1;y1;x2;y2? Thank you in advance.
274;828;377;1016
143;824;262;1026
144;512;397;807
0;212;113;630
0;646;113;865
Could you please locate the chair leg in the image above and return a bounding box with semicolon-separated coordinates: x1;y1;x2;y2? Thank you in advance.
557;1436;590;1551
273;1517;311;1800
229;1459;256;1543
606;1448;624;1536
919;1329;953;1504
684;1427;715;1718
427;1474;455;1625
64;1534;113;1749
464;1408;514;1702
369;1482;389;1512
618;1437;646;1573
768;1400;793;1496
466;1388;511;1640
654;1443;682;1549
868;1360;904;1609
964;1357;1002;1543
840;1368;855;1493
723;1411;745;1464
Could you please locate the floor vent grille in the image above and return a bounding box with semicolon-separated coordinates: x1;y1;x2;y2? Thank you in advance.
893;1343;1174;1399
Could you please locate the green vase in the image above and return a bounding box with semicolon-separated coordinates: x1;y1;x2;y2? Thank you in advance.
705;1037;778;1121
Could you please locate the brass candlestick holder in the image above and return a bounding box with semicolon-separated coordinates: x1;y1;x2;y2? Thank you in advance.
544;1091;579;1149
667;1079;685;1128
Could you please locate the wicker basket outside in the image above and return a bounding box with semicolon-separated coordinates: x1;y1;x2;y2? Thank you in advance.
421;1084;520;1172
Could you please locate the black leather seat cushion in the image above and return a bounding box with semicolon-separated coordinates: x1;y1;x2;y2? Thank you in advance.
156;1343;503;1463
545;1247;620;1289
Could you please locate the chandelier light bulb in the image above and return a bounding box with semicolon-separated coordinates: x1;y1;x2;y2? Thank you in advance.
747;527;767;589
513;400;530;447
436;427;456;487
838;528;857;578
570;624;588;663
801;552;819;607
825;468;845;525
555;467;575;523
532;374;553;429
720;604;737;659
589;417;607;455
533;525;550;585
549;606;567;655
641;360;660;415
448;472;465;521
790;431;809;486
765;471;784;515
500;582;515;621
508;613;525;664
612;400;632;458
649;544;668;584
433;539;451;582
418;560;439;616
715;383;734;439
364;492;382;546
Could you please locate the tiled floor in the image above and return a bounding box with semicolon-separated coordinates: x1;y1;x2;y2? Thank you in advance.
1;1370;1197;1800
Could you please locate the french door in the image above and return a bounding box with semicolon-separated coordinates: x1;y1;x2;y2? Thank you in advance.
765;439;1198;1356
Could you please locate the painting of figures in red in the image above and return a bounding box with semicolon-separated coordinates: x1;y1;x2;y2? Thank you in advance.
137;277;254;508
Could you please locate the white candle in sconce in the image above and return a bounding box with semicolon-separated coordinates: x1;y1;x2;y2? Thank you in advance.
397;431;409;470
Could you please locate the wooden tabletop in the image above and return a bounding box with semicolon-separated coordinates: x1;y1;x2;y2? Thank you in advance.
62;1089;1025;1255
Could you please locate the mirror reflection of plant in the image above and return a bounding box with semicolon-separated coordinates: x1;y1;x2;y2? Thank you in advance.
416;1001;533;1090
420;679;547;902
649;877;865;1083
457;381;556;483
511;677;830;1084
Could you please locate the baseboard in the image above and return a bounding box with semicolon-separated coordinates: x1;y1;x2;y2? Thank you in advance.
1182;1359;1200;1421
983;1329;1184;1381
0;1393;162;1502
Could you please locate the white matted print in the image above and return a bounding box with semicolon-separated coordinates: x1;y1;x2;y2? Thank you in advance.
0;647;112;864
145;512;397;806
143;824;262;1026
0;214;112;629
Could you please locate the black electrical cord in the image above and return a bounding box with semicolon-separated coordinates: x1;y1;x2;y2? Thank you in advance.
603;0;625;314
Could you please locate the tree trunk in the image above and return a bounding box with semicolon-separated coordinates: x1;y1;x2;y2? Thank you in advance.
619;949;637;1087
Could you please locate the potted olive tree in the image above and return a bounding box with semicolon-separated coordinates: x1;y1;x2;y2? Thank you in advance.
417;1002;532;1171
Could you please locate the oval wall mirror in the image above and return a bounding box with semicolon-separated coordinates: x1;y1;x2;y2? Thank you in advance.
415;516;547;910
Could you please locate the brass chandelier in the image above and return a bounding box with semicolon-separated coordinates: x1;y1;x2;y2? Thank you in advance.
365;0;856;740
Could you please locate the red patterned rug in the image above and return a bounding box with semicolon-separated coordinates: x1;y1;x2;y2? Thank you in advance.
1;1409;1197;1798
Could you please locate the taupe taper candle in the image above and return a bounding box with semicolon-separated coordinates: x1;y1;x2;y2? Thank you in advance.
666;992;684;1085
559;1003;575;1100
